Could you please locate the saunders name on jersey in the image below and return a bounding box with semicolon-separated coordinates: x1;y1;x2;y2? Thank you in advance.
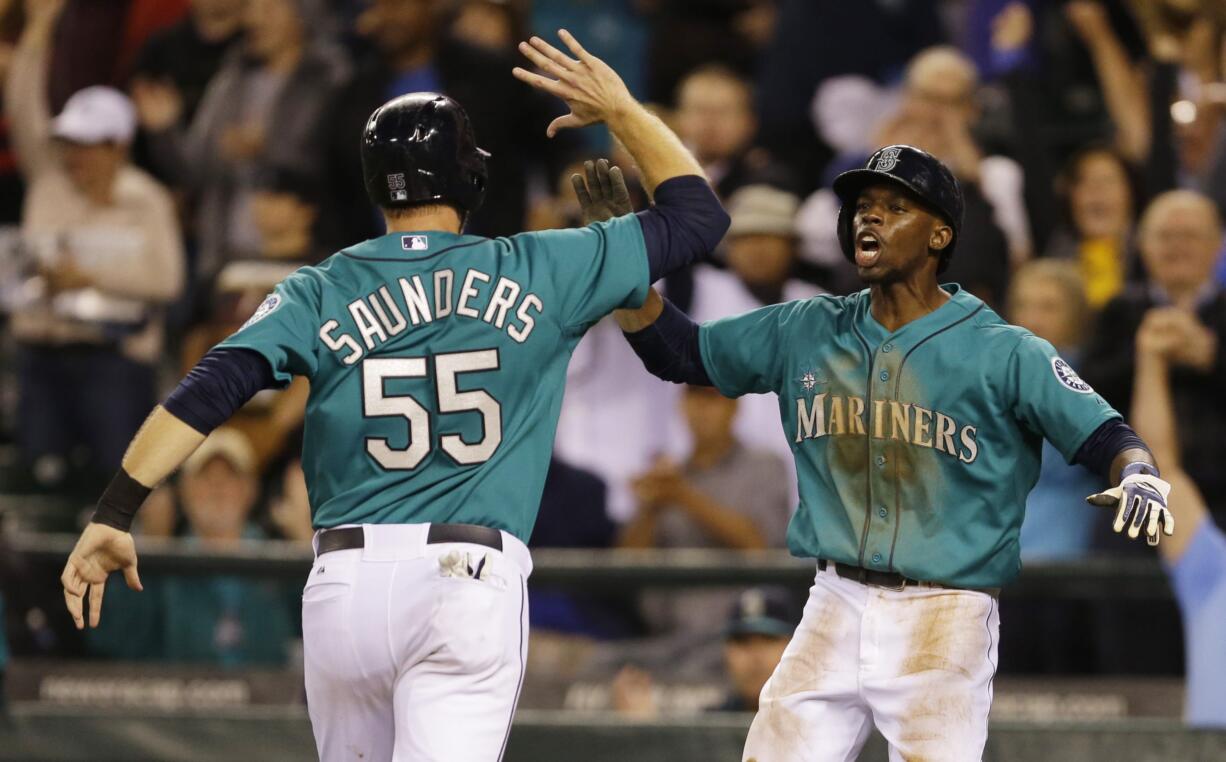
318;267;542;364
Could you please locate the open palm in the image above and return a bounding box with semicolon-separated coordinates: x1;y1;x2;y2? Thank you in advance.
512;30;635;138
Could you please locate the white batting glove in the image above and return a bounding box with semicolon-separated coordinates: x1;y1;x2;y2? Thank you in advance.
1086;463;1174;547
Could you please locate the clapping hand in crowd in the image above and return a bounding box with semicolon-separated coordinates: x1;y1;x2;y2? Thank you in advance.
1137;307;1217;371
631;457;691;511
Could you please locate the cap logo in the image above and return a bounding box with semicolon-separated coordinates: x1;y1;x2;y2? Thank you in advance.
388;172;408;202
740;590;766;619
873;146;902;173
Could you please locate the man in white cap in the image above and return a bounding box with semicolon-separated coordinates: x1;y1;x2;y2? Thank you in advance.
5;2;184;483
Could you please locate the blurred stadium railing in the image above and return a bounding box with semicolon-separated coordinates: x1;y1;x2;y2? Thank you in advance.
2;707;1225;762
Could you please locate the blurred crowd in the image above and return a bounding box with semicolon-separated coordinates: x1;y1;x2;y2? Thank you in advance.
0;0;1224;722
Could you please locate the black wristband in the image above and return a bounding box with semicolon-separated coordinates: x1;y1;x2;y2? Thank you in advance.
91;468;152;532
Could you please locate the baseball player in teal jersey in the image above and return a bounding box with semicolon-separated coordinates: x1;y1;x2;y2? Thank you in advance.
602;145;1175;761
58;31;729;761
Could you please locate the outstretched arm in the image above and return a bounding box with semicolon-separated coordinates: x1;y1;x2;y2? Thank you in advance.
61;348;276;629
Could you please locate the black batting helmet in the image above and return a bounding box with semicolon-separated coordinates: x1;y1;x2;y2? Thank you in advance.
832;145;964;273
361;92;490;215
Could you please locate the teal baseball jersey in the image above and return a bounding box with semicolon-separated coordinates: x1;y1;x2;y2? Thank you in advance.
217;218;649;540
699;285;1118;588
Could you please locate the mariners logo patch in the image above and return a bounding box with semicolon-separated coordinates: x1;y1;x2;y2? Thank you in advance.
388;172;408;202
1051;357;1093;394
874;146;902;172
241;294;281;330
402;235;429;251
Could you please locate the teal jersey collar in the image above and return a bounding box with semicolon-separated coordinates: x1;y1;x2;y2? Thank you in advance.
854;284;982;349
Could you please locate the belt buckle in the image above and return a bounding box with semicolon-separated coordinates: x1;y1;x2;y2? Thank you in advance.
879;575;909;592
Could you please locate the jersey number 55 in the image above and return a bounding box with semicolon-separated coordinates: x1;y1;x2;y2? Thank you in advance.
361;349;502;470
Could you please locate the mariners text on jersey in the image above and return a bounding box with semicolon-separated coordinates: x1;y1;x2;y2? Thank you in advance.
794;394;979;464
319;267;544;365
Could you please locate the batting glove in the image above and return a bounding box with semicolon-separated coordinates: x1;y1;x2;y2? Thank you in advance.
1086;462;1174;546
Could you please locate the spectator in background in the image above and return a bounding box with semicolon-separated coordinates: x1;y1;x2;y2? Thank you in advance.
611;587;799;717
528;455;638;681
1082;190;1226;523
448;0;522;55
675;64;793;200
644;0;775;105
754;0;944;195
1065;0;1226;215
43;0;188;112
88;428;295;666
1010;260;1102;561
683;184;817;503
130;0;244;129
1132;306;1226;728
1044;145;1139;309
621;385;790;638
712;588;799;712
324;0;576;245
6;4;184;484
135;0;349;281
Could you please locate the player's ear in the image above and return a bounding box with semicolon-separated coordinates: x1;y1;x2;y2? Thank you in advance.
929;223;953;252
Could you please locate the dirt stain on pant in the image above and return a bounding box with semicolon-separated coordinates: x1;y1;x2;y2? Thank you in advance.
893;592;992;762
750;591;848;758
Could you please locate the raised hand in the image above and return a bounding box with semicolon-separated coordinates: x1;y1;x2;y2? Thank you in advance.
572;158;632;225
513;30;636;138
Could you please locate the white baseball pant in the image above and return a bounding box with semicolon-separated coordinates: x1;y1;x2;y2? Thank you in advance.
302;523;532;761
743;562;999;762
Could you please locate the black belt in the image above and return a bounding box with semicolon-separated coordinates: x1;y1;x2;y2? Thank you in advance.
818;559;918;590
316;523;503;556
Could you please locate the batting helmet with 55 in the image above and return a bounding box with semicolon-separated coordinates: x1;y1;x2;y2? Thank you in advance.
361;92;490;215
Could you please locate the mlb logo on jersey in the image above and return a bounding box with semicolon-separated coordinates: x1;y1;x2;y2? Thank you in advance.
388;172;408;202
874;146;902;172
402;235;429;251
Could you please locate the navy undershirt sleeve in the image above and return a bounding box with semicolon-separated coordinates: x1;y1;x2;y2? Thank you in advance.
163;347;277;435
623;297;712;386
1072;418;1153;479
636;175;730;282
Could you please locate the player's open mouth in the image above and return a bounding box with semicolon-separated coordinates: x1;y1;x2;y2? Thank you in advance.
855;231;882;268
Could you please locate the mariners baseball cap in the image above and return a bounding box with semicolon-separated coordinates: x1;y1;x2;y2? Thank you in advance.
724;588;801;640
51;86;137;145
182;428;257;477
